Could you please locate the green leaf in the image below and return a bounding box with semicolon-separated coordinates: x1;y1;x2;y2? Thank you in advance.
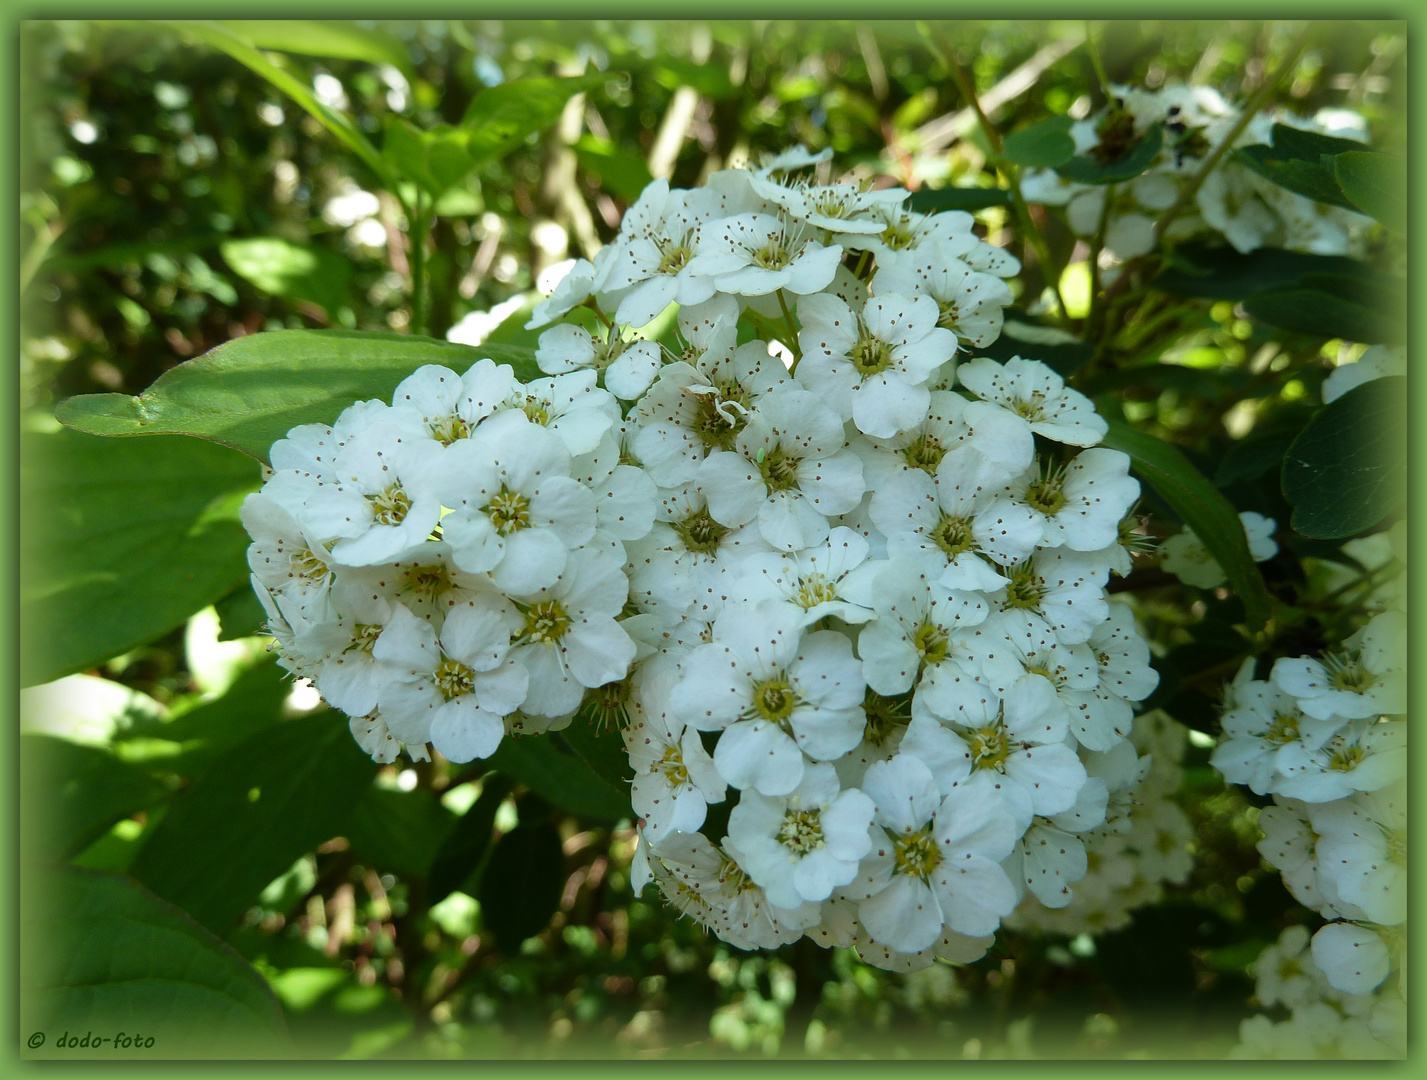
977;309;1094;377
22;867;289;1058
21;736;168;860
905;186;1012;213
20;429;257;686
572;135;655;203
220;237;351;316
476;820;566;950
130;711;377;932
650;58;735;100
1100;419;1273;630
1213;415;1311;488
427;776;515;904
1230;126;1366;212
485;733;631;824
1000;115;1076;168
1153;242;1379;301
1243;285;1400;345
560;711;634;801
215;584;268;641
215;20;413;80
152;660;291;775
1055;123;1163;184
1334;150;1406;234
169;22;394;191
55;329;539;463
461;74;605;169
344;786;456;881
1282;376;1406;539
382;119;478;199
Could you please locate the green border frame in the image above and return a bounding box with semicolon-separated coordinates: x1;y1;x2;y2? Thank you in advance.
5;3;1421;1076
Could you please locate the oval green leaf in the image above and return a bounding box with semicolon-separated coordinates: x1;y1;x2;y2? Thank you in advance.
1282;376;1406;539
1334;150;1406;234
1055;123;1163;184
55;329;539;463
20;428;258;686
476;820;567;950
22;867;289;1058
1100;419;1272;630
220;237;351;316
462;74;606;170
1001;115;1076;168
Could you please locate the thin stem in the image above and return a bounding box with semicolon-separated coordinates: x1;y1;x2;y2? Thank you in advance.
776;288;803;364
1084;181;1115;340
934;30;1070;326
853;249;872;281
409;190;429;336
1085;21;1113;101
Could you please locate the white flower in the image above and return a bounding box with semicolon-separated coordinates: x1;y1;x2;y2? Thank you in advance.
872;245;1015;348
601;179;721;327
870;456;1042;592
750;175;908;235
534;323;663;401
796;291;955;438
731;526;876;627
1271;611;1406;721
1252;925;1328;1010
726;761;875;907
624;671;726;844
1008;819;1088;908
851;757;1020;952
1004;449;1139;552
1311;922;1392;996
1212;676;1339;796
433;410;595;594
698;386;865;552
525;248;618;329
1275;719;1405;803
506;547;637;718
1322;345;1406;404
1161;510;1277;588
1059;603;1159;750
373;603;528;762
686;212;842;297
500;369;618;457
854;390;1036;493
241;493;334;617
295;577;396;717
1312;784;1406;926
349;712;404;764
957;356;1108;447
388;360;517;446
671;604;865;795
992;548;1112;645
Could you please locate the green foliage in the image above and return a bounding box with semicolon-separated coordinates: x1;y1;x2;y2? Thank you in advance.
56;330;538;462
21;736;170;860
486;731;632;824
1242;280;1401;344
427;776;515;904
1056;122;1163;184
1000;115;1076;167
1154;243;1379;301
220;237;351;316
344;786;457;881
1333;150;1406;233
130;711;377;932
460;74;607;169
20;429;257;686
1232;123;1365;211
1282;376;1406;539
477;818;567;950
22;867;289;1057
215;20;415;80
1100;420;1272;630
905;186;1012;213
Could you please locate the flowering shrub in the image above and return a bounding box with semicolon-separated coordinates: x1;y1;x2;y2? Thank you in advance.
24;19;1405;1062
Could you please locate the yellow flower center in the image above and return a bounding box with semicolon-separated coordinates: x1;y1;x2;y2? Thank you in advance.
434;657;475;701
369;484;412;526
483;485;532;536
777;808;825;854
893;824;942;878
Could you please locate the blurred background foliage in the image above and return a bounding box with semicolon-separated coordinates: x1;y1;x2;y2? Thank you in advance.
18;18;1406;1059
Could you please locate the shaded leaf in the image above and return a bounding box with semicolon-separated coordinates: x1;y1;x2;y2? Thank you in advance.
130;711;377;932
344;786;457;882
216;20;413;80
1334;151;1406;234
56;330;539;463
1055;123;1163;184
905;186;1012;213
486;733;631;824
977;309;1094;377
215;584;269;641
22;867;289;1058
650;58;734;100
1001;115;1076;168
152;659;291;775
476;820;566;950
21;736;168;860
1282;376;1406;539
461;74;605;169
573;135;655;203
1243;285;1399;345
1101;419;1272;630
427;776;515;904
1214;416;1311;488
220;237;350;316
1230;126;1364;212
20;429;257;686
382;119;477;198
1153;242;1379;301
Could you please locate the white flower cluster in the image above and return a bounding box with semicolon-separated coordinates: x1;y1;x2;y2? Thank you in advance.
1209;603;1406;1002
1161;510;1278;589
1004;710;1193;937
1022;84;1372;259
243;148;1162;970
1228;924;1403;1059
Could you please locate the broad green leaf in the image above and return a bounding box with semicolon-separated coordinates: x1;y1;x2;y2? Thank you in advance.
1269;124;1367;162
216;20;413;80
905;186;1012;213
1230;126;1365;212
1055;123;1163;184
1214;414;1311;488
486;732;631;824
21;736;169;860
573;134;655;203
651;58;735;100
21;867;289;1058
560;711;634;802
1153;242;1379;301
169;21;394;191
978;310;1094;377
215;583;268;641
1243;285;1400;345
476;820;566;950
427;776;515;904
20;429;258;686
382;119;478;199
1282;376;1406;539
220;237;350;316
1100;419;1272;630
56;329;539;463
461;74;606;169
1001;115;1076;168
150;659;291;776
344;787;457;882
130;711;377;932
1334;150;1406;234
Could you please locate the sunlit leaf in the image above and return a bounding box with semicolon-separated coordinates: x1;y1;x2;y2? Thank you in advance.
1334;150;1406;233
